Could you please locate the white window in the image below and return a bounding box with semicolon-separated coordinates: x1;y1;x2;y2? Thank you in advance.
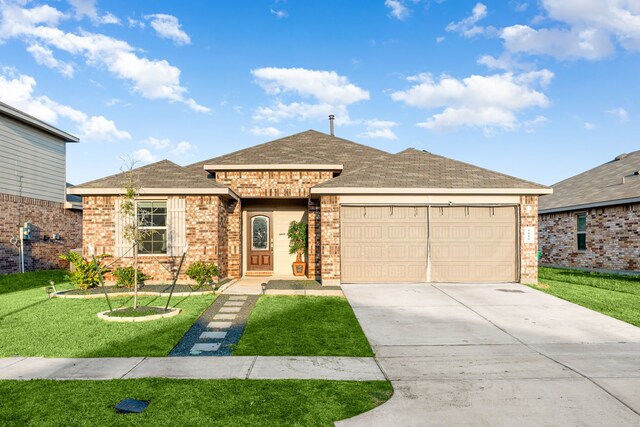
137;201;167;254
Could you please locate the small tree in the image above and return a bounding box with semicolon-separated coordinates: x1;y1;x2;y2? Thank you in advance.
119;157;151;309
287;220;307;263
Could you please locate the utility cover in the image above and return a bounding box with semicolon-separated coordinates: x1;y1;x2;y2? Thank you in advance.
115;399;150;414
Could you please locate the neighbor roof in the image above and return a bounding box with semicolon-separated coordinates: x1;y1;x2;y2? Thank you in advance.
188;130;390;174
0;101;79;143
68;160;237;198
539;150;640;213
311;148;551;194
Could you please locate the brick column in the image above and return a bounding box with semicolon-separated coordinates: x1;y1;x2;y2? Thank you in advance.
307;198;321;280
320;195;340;286
227;198;242;278
520;195;539;284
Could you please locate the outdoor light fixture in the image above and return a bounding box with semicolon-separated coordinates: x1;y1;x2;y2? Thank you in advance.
45;281;56;299
261;283;267;294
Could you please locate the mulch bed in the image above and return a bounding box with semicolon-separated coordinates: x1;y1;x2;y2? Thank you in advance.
105;306;173;318
63;284;213;295
266;280;341;290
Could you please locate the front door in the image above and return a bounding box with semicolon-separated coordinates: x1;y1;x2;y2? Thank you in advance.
247;212;273;271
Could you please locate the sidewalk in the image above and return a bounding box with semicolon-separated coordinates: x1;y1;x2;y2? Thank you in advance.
0;356;385;381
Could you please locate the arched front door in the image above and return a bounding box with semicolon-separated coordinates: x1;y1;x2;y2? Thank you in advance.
247;212;273;271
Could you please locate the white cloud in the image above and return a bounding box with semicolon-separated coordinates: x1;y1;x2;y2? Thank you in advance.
170;141;195;155
385;0;410;20
270;8;288;19
446;2;491;37
0;2;207;112
106;98;120;106
436;36;445;43
133;148;157;164
523;115;549;133
0;68;130;142
605;107;629;123
26;44;74;77
390;70;553;132
144;13;191;45
141;137;171;149
67;0;120;25
251;67;369;123
248;126;282;137
127;17;144;28
359;119;398;140
584;122;596;130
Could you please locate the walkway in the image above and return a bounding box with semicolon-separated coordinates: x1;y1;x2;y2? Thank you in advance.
0;356;384;381
337;282;640;426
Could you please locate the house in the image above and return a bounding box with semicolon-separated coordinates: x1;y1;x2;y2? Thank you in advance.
0;102;82;274
539;151;640;273
68;127;550;284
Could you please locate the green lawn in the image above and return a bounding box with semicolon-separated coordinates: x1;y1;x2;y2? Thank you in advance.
233;296;374;357
0;270;214;357
0;379;392;427
534;267;640;327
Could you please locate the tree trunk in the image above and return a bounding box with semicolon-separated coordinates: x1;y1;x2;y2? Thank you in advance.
133;244;138;309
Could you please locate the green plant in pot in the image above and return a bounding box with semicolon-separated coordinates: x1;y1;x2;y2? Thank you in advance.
287;220;307;276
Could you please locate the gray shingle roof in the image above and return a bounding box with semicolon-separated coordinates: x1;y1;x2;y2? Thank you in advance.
539;150;640;212
313;148;550;190
72;160;226;190
187;130;390;174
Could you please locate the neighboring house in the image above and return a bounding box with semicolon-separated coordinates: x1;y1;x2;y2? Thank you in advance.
539;151;640;273
0;102;82;274
69;128;550;285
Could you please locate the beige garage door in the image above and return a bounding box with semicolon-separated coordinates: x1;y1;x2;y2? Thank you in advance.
341;206;427;283
430;206;517;282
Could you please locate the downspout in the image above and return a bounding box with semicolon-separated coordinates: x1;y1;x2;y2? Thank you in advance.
426;205;432;283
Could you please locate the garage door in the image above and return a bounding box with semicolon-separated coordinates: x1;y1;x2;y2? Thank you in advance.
430;206;517;282
341;206;427;282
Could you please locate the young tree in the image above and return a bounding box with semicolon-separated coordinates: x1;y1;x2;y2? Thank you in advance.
119;157;151;309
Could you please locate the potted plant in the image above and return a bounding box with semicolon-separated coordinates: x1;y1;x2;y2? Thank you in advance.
287;220;307;276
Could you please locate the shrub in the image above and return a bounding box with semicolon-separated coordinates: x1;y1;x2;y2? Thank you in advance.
287;220;308;262
185;261;219;287
59;251;111;290
113;266;149;288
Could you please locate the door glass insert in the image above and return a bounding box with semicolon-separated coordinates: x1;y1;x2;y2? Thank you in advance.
251;216;269;250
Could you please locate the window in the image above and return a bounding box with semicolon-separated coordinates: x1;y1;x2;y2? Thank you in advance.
251;216;269;250
576;213;587;251
137;201;167;254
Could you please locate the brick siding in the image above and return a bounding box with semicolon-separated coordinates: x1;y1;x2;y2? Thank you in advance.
320;195;340;285
226;199;242;278
539;203;640;272
307;198;321;280
0;193;82;274
519;196;539;284
82;195;230;282
215;170;333;198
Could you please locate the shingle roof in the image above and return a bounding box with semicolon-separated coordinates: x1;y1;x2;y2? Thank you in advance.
187;130;390;174
313;148;550;191
539;150;640;212
71;160;226;190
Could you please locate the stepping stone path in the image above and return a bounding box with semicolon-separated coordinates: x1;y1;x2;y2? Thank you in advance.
169;294;259;357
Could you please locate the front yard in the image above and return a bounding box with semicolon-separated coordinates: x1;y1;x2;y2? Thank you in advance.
0;379;392;426
0;270;214;357
233;295;374;357
533;267;640;327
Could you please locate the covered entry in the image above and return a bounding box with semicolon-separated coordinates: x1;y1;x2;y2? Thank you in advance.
340;205;518;283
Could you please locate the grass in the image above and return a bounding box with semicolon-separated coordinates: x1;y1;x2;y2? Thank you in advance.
106;306;172;318
0;379;393;427
233;296;374;357
532;267;640;327
0;270;214;357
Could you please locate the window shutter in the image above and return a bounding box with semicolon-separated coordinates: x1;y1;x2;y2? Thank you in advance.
114;198;134;258
167;198;186;256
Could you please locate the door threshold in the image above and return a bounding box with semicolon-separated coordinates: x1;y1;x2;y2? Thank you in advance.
245;271;274;277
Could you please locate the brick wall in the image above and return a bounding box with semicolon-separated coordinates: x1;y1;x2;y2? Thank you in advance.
519;195;539;284
215;170;333;198
307;198;321;280
0;193;82;274
320;195;340;285
226;199;242;278
82;195;229;282
539;203;640;272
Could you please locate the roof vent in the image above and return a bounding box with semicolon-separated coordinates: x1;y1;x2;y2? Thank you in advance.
329;115;335;136
615;153;628;161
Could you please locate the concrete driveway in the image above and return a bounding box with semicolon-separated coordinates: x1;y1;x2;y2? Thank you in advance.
337;282;640;427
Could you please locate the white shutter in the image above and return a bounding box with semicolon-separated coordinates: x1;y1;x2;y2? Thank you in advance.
167;198;186;256
114;198;134;258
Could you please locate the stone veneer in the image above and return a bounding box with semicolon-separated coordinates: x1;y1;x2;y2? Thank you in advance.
539;202;640;272
519;195;539;284
215;170;334;198
0;193;82;274
82;195;232;282
320;195;341;285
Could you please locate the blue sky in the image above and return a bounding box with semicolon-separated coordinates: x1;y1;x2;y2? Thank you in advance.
0;0;638;186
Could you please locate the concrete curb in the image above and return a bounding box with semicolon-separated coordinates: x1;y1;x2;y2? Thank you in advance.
96;307;181;322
